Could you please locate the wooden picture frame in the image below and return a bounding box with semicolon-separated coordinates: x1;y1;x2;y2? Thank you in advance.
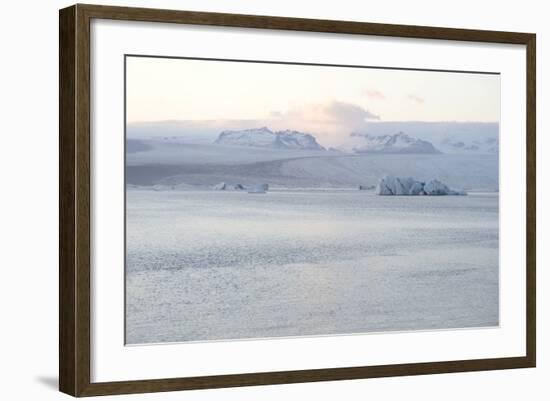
59;3;536;397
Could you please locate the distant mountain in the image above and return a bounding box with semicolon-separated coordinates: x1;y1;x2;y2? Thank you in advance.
214;127;325;150
440;136;499;154
351;132;440;154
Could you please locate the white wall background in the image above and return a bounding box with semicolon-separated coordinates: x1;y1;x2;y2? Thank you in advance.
0;0;546;399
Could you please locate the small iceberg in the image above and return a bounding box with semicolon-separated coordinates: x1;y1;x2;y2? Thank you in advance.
248;183;269;194
358;185;375;190
375;175;466;196
423;179;466;196
213;182;245;191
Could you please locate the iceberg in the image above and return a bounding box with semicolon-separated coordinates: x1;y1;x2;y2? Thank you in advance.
213;182;245;191
248;183;269;194
375;176;417;195
423;180;466;195
409;181;426;195
375;175;466;196
423;180;450;195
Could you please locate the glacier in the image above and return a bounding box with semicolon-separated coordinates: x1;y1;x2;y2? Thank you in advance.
125;136;498;192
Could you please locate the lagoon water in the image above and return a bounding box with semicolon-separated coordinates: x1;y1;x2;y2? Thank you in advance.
125;190;499;344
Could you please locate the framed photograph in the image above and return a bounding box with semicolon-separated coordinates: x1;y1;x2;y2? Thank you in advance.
59;4;536;397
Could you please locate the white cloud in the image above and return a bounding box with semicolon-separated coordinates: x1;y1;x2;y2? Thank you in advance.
267;101;379;147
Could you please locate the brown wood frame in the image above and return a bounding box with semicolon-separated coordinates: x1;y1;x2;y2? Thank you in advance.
59;3;536;397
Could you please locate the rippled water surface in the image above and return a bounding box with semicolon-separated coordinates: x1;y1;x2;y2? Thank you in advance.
126;190;499;344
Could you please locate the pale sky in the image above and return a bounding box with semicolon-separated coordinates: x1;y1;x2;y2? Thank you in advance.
126;56;500;129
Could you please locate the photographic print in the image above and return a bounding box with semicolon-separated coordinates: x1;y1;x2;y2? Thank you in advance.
125;56;500;345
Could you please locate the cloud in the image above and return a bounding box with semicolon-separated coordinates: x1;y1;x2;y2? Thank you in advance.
268;101;379;146
407;94;425;104
322;101;380;123
131;101;381;148
128;101;380;147
364;89;386;100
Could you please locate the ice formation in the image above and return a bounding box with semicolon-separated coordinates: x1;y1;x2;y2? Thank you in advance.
248;183;269;193
214;127;325;150
375;175;466;196
351;132;440;154
213;182;245;191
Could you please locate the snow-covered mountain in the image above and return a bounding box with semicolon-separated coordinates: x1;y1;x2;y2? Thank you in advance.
214;127;325;150
439;136;499;154
351;132;440;154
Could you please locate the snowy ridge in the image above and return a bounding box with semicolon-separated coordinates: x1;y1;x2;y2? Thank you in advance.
351;132;440;154
440;136;499;154
214;127;325;150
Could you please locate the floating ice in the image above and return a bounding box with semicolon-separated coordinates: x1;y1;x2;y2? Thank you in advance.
359;185;375;190
375;176;416;195
213;182;245;191
409;181;426;195
248;183;269;194
375;175;466;196
423;180;449;195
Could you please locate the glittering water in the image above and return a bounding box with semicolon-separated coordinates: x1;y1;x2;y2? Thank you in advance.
125;190;498;344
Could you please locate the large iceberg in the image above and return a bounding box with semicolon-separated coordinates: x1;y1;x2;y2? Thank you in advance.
409;181;426;195
375;175;466;196
375;176;418;195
